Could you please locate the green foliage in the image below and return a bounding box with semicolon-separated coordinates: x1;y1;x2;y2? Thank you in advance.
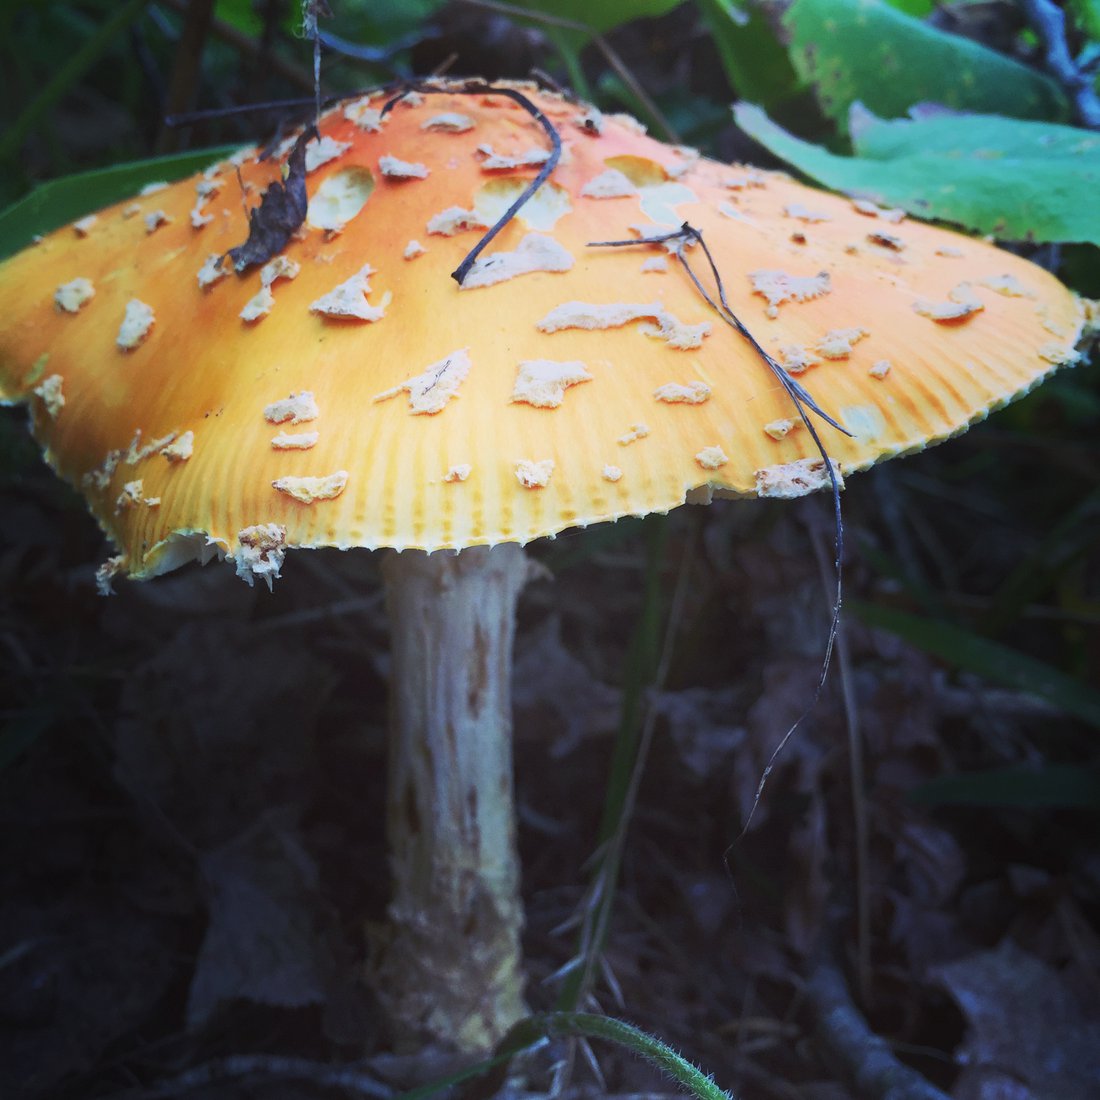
0;147;238;260
912;764;1100;810
733;102;1100;243
850;601;1100;728
513;0;686;35
781;0;1068;132
697;0;803;111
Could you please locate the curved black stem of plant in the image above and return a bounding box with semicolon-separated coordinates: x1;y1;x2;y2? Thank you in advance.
590;223;849;832
382;80;562;284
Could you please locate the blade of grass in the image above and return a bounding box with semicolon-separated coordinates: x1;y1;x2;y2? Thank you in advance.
0;146;239;259
911;764;1100;810
850;600;1100;727
0;0;152;166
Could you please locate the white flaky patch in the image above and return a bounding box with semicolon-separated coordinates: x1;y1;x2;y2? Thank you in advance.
475;144;551;170
784;202;831;223
260;256;300;287
618;423;650;445
139;181;168;196
34;374;64;419
641;255;668;273
461;233;574;289
422;112;475;133
537;301;710;350
197;253;229;289
980;274;1034;297
235;523;287;590
816;328;869;359
852;198;906;223
83;449;123;491
73;214;97;237
126;429;177;465
272;470;349;504
609;112;647;135
96;554;126;596
764;418;798;440
869;359;892;379
695;446;728;470
723;171;767;190
55;277;95;313
936;245;964;258
515;459;554;489
379;154;429;179
240;286;275;322
667;145;700;180
602;465;623;482
913;282;984;322
115;479;144;512
305;135;351;172
373;349;472;415
1038;342;1080;365
444;464;472;482
581;168;639;198
756;457;843;498
654;380;710;404
117;299;155;350
309;264;385;321
574;107;604;134
511;359;593;408
778;344;820;374
264;391;319;424
162;431;194;462
749;269;831;318
271;430;319;450
191;177;223;228
427;206;488;236
404;239;426;260
344;97;384;131
144;209;170;234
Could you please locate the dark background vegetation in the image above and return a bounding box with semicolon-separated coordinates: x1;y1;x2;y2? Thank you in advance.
1;2;1098;1098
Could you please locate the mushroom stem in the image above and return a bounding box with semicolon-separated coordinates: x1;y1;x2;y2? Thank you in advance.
375;543;528;1051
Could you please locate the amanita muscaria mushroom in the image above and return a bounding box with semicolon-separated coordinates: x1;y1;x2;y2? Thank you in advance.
0;80;1093;1051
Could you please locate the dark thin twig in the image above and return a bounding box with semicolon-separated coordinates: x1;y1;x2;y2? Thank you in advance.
1019;0;1100;128
382;80;563;285
589;223;850;834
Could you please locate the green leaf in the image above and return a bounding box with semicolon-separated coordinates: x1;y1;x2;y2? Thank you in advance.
499;0;685;36
0;146;239;261
732;102;1100;244
849;601;1100;728
911;765;1100;810
697;0;803;111
782;0;1067;132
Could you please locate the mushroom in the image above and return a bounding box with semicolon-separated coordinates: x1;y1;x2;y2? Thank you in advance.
0;80;1092;1052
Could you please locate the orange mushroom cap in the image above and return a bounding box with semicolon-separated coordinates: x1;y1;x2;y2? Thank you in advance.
0;81;1089;586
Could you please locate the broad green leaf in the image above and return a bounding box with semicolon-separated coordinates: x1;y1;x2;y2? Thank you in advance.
782;0;1067;131
1068;0;1100;39
912;765;1100;810
697;0;803;111
850;601;1100;728
732;103;1100;244
499;0;685;36
0;147;239;261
